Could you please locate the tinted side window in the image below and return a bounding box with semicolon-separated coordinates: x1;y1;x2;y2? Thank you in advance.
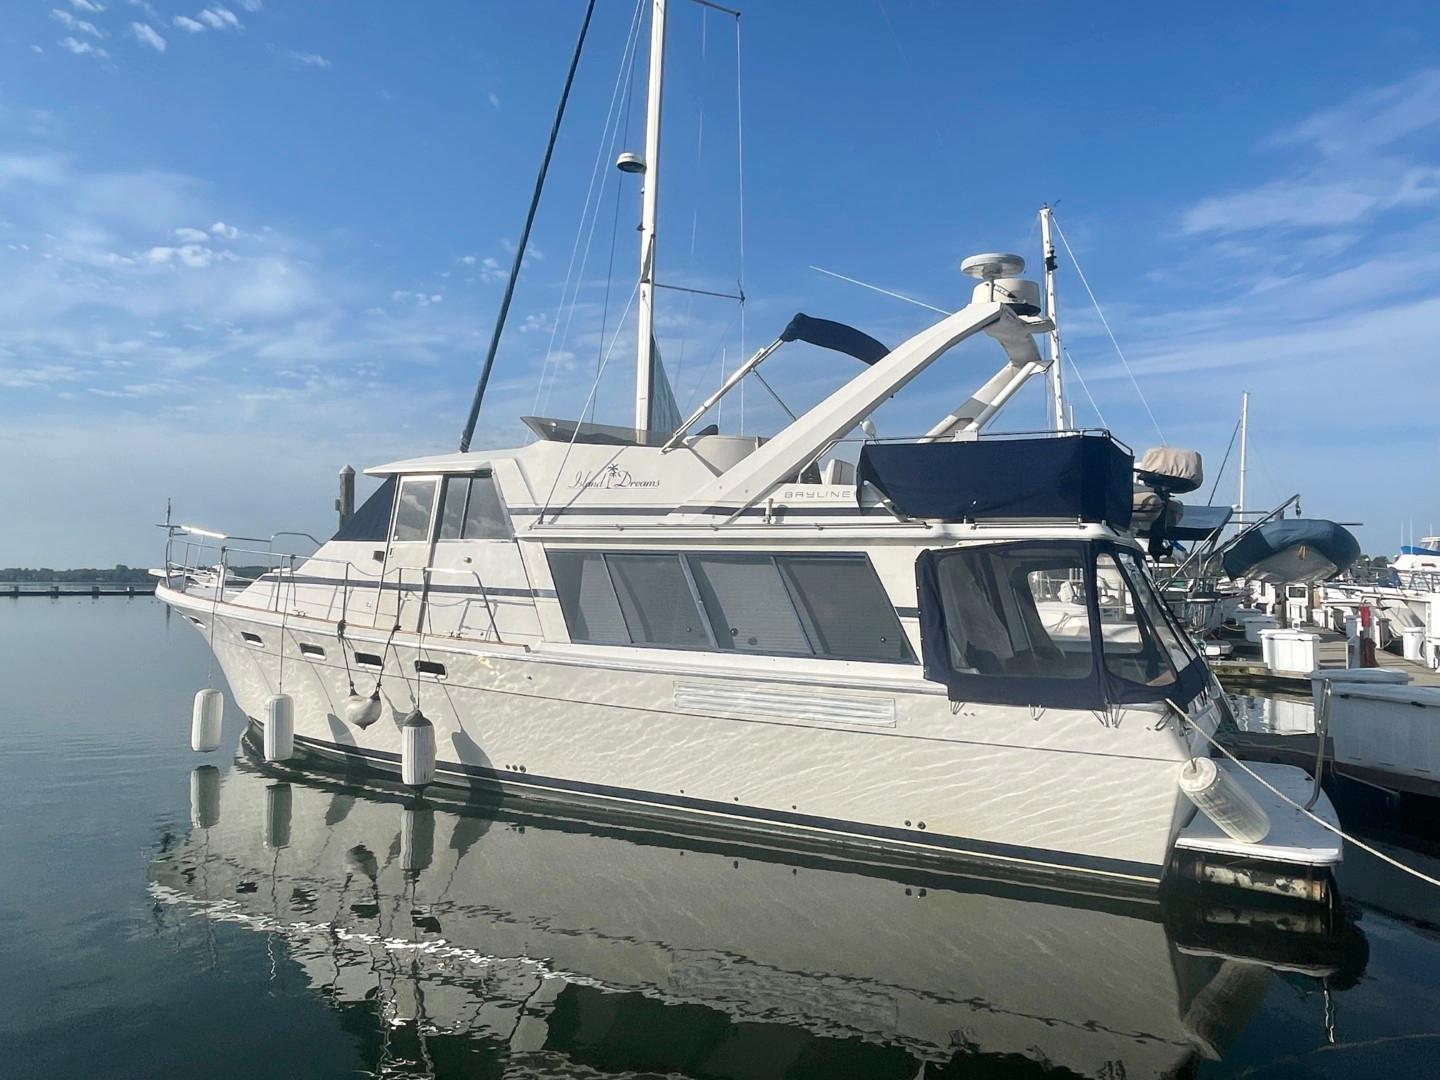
436;474;512;541
548;551;628;644
391;478;437;542
776;555;911;662
606;554;709;648
688;555;812;655
461;475;511;539
436;477;467;540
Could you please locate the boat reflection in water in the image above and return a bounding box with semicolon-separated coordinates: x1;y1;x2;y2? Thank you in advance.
152;742;1366;1079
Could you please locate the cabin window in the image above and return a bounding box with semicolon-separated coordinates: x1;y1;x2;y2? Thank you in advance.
414;659;447;679
688;555;812;655
240;630;264;646
546;549;912;663
391;478;437;542
606;554;710;648
930;544;1094;680
298;643;325;659
548;551;629;644
436;473;512;541
777;555;913;662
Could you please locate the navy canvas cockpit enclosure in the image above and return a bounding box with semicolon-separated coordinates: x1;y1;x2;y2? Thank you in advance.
857;434;1133;528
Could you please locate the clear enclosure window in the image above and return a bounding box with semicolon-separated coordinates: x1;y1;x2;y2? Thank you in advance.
391;478;437;542
605;554;709;648
1113;550;1198;672
934;544;1095;679
1095;553;1182;687
776;555;912;662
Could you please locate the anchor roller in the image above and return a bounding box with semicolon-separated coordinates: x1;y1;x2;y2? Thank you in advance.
191;688;223;753
401;709;437;788
264;693;295;762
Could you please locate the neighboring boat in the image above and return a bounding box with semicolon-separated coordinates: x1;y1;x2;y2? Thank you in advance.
1221;519;1361;585
150;754;1365;1078
155;0;1342;896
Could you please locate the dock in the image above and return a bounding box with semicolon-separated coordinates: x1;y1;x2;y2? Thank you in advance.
2;583;156;599
1213;629;1440;691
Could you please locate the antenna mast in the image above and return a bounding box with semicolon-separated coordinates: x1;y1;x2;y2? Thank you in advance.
634;0;667;432
1039;205;1066;431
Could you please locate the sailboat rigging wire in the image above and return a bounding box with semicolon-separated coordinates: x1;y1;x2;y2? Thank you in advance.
538;278;642;522
459;0;600;453
1207;416;1242;504
1050;214;1167;444
535;0;646;420
1180;709;1440;891
809;265;950;314
734;10;747;435
1063;348;1109;430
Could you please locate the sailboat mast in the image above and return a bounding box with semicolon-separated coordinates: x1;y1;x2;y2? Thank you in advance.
634;0;668;433
1040;205;1066;431
1237;390;1249;523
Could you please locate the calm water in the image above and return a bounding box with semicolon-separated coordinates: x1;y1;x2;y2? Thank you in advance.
4;601;1440;1079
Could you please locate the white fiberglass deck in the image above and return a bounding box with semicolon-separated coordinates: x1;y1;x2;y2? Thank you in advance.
1175;762;1342;866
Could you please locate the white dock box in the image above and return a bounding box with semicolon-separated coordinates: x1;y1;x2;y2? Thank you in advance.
1263;629;1319;674
1403;626;1427;662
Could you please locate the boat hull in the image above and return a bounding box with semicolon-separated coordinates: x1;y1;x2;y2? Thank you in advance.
164;585;1209;887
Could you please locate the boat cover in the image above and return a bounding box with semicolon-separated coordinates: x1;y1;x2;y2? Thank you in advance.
1135;446;1203;495
1222;519;1360;584
857;434;1133;527
778;313;889;366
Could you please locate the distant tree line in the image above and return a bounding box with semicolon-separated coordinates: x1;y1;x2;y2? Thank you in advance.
0;565;154;583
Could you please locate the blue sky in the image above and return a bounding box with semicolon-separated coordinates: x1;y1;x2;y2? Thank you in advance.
3;1;1440;566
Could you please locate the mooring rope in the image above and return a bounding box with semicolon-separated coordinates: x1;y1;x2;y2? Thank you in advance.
1178;705;1440;890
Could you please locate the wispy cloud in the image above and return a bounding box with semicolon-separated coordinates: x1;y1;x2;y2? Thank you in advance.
131;22;167;52
173;15;205;32
57;36;109;59
52;8;104;37
197;6;241;31
488;91;501;110
1180;67;1440;236
70;0;107;11
274;48;331;70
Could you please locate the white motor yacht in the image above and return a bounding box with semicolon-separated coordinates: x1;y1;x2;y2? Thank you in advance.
157;0;1341;897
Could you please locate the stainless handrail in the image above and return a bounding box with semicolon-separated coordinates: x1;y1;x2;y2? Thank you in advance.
1306;680;1333;811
